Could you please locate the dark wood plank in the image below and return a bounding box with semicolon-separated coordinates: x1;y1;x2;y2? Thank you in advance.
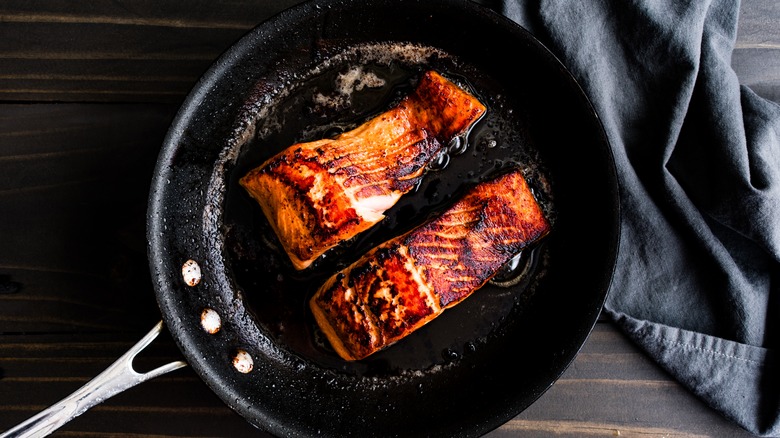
0;1;776;104
0;0;303;103
734;0;780;47
0;103;174;333
492;324;755;437
733;0;780;103
732;48;780;104
0;323;755;437
0;331;271;437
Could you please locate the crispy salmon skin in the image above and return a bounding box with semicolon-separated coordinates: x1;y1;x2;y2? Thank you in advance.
309;169;551;361
239;71;486;270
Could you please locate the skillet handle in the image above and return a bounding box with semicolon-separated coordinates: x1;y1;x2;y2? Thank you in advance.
0;321;187;438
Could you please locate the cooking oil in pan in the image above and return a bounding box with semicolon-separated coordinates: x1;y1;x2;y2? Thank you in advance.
222;42;554;374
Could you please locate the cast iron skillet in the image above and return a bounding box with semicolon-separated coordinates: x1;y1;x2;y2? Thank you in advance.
149;0;619;436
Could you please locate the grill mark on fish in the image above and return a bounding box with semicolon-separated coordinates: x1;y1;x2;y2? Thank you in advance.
240;71;486;270
310;169;551;361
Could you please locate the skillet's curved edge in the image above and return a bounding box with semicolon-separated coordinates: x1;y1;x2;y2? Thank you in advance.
147;1;327;436
147;0;621;437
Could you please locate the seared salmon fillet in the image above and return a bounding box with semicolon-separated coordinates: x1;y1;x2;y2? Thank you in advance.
309;169;551;361
239;71;486;270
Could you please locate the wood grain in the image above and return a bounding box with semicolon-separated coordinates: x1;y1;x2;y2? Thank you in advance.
0;325;755;437
495;325;755;437
733;0;780;103
0;103;173;333
0;332;268;437
0;1;302;103
0;1;777;104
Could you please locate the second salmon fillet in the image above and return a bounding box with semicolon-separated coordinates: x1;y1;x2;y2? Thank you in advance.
309;169;551;361
240;71;486;270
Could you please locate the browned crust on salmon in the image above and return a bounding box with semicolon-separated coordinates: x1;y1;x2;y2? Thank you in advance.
309;169;551;361
240;71;486;270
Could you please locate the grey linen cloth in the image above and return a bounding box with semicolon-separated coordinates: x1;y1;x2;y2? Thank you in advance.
495;0;780;435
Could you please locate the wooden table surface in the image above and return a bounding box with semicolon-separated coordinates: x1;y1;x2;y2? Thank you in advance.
1;1;777;437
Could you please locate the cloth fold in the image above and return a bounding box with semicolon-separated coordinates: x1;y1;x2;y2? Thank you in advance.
497;0;780;435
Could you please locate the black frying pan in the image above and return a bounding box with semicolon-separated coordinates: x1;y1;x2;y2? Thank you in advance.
146;0;618;437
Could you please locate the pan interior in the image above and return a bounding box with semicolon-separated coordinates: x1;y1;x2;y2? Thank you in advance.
219;41;555;374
